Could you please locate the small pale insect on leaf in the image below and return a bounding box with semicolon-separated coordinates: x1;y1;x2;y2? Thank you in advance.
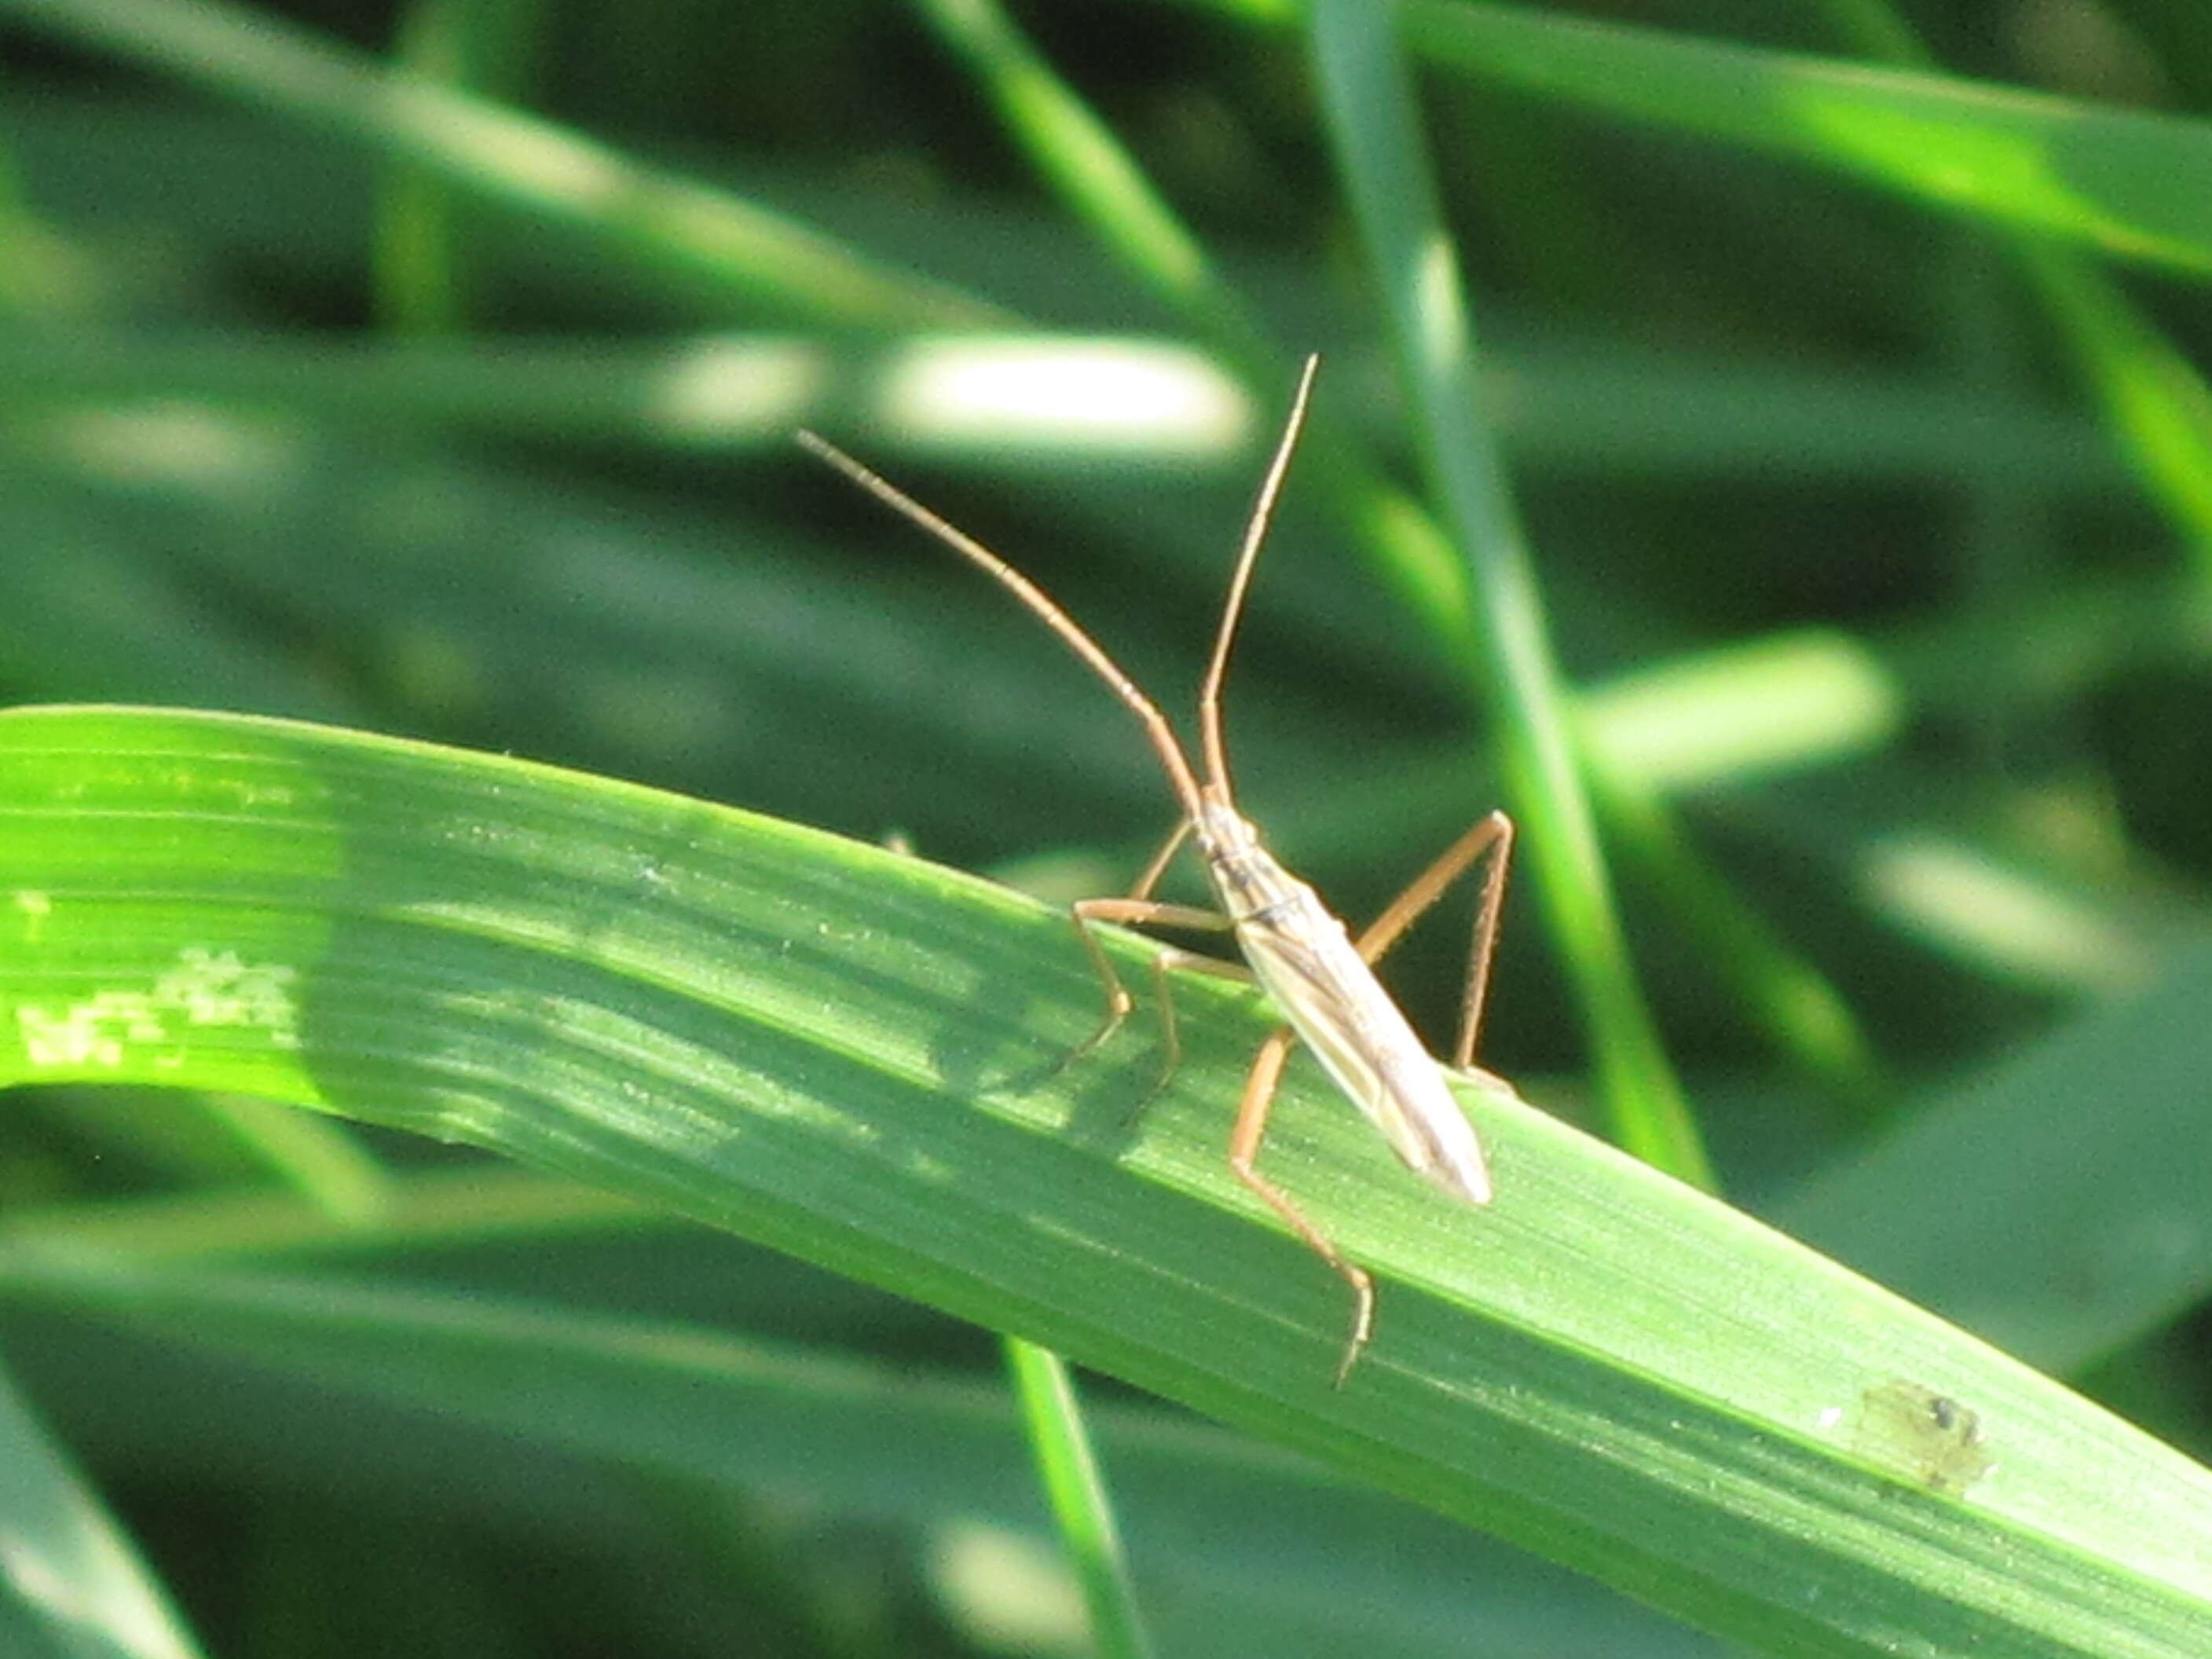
798;356;1517;1383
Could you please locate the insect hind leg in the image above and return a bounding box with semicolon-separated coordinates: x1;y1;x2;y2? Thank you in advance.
1229;1026;1377;1386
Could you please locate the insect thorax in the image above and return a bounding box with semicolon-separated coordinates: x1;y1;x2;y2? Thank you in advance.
1197;800;1316;926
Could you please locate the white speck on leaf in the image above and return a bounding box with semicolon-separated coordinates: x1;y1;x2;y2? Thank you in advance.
15;946;302;1068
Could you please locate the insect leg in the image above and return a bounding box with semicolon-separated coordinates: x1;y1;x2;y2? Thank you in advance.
1350;810;1515;1072
1064;896;1233;1096
1126;819;1193;902
1136;945;1253;1102
1229;1026;1377;1386
1053;815;1199;1060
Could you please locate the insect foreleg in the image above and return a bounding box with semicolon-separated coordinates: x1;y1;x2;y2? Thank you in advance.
1051;816;1205;1075
1127;819;1194;903
1064;897;1235;1093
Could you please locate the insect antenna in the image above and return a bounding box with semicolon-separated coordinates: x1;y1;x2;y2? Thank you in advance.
796;427;1207;824
1196;353;1321;800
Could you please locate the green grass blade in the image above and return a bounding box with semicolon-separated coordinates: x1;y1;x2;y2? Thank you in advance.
371;0;519;334
1309;0;1709;1185
0;1247;1713;1656
1793;0;2212;604
2008;207;2212;579
912;0;1266;369
0;1165;647;1262
4;706;2211;1655
190;1092;397;1221
0;1361;205;1659
1003;1338;1155;1659
0;0;1006;328
1185;0;2212;573
1781;936;2212;1375
1391;0;2212;276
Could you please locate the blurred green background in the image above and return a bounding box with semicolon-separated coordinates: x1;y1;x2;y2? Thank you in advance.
3;0;2212;1654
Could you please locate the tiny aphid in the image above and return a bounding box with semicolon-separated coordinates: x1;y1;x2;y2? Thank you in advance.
799;357;1514;1382
1855;1380;1993;1495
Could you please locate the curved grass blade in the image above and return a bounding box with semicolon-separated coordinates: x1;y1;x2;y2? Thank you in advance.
2;705;2210;1657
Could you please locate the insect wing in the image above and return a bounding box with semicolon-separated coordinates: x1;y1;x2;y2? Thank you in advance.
1235;888;1492;1206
